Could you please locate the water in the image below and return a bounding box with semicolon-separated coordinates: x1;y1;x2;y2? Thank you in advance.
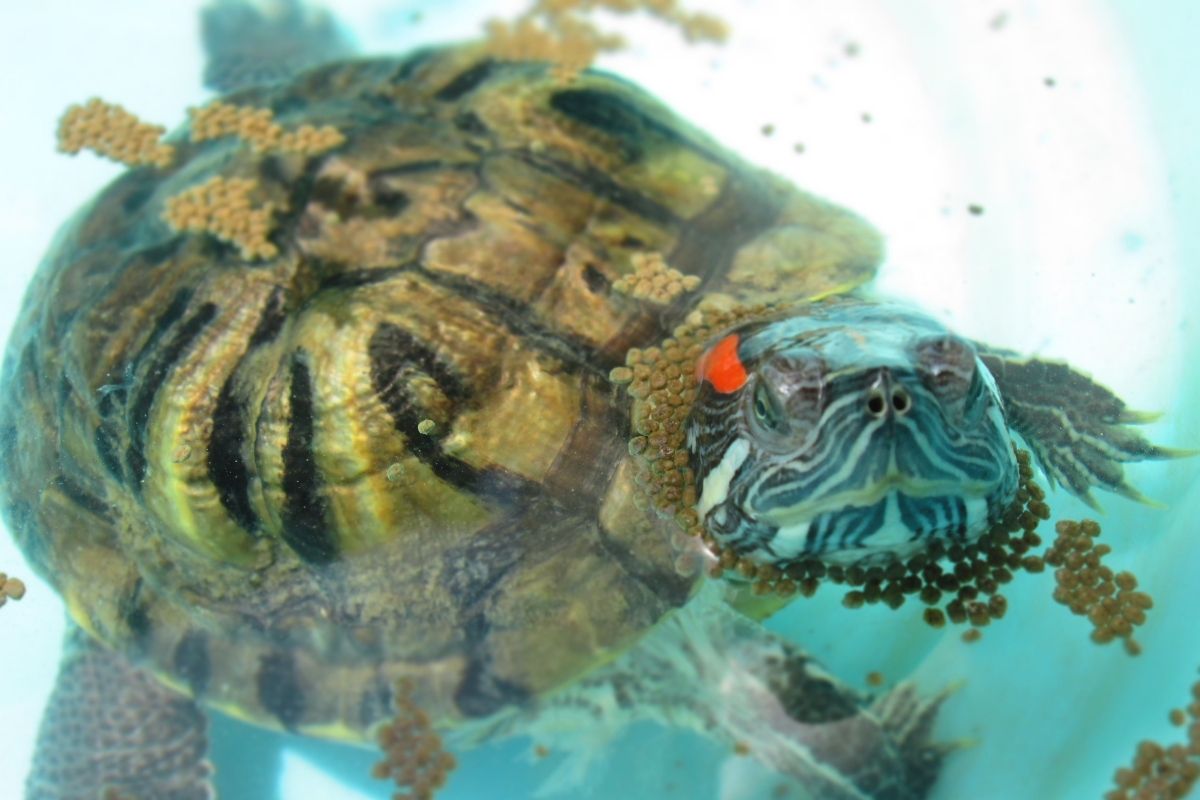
0;1;1197;798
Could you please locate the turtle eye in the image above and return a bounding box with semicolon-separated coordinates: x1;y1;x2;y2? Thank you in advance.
751;381;784;432
915;335;977;402
747;352;826;440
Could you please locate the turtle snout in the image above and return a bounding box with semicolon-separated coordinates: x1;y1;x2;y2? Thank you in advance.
865;372;912;419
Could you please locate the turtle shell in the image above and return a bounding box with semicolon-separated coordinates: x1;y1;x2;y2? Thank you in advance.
0;46;882;737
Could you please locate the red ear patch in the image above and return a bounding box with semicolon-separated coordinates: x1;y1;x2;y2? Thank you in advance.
696;334;748;393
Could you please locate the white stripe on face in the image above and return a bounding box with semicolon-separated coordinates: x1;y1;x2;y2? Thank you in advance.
697;437;750;520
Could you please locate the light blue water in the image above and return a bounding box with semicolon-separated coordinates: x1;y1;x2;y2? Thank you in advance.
0;2;1197;799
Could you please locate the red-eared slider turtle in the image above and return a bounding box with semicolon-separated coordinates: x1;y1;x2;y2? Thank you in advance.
0;2;1173;798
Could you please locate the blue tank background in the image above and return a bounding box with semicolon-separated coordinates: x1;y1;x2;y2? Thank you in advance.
0;2;1196;798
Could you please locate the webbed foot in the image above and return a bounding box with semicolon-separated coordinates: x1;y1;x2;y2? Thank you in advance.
979;353;1189;507
201;0;355;91
26;625;213;800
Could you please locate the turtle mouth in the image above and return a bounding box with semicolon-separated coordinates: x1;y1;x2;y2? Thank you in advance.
755;490;996;566
758;472;1000;527
742;465;1019;565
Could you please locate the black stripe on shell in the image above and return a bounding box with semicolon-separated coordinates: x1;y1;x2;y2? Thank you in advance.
316;266;408;292
126;287;195;374
549;86;708;162
207;287;290;534
114;286;194;482
367;177;411;216
595;523;694;608
367;323;543;507
371;160;478;178
119;578;153;650
310;172;411;221
56;374;72;409
515;153;679;227
306;261;612;379
411;265;609;377
208;386;258;533
438;500;573;614
434;59;498;101
454;614;532;718
280;354;338;564
172;630;212;697
126;298;218;488
93;425;124;482
257;651;306;729
246;285;290;348
453;110;490;138
48;473;112;521
440;533;525;615
582;263;609;294
391;47;438;83
539;375;631;507
667;171;784;305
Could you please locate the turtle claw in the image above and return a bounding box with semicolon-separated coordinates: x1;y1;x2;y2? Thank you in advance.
868;681;961;795
1119;408;1164;425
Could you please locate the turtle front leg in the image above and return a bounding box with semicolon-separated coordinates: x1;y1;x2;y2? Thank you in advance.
200;0;355;92
476;590;952;800
978;352;1188;507
26;624;214;800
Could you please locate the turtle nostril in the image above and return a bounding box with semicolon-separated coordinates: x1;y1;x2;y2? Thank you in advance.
866;390;886;417
892;388;910;414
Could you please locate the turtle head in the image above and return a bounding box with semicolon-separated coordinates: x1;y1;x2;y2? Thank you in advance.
685;303;1019;568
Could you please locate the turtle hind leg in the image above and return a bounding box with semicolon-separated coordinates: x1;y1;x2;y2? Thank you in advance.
200;0;356;92
867;683;960;800
26;625;214;800
475;589;954;799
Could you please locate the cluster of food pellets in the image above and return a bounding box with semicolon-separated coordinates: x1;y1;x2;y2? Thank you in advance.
161;175;278;260
0;572;26;609
612;251;702;303
760;449;1048;640
55;96;347;261
1046;519;1153;656
481;0;726;78
483;16;623;77
611;302;768;515
373;680;457;800
56;98;174;168
188;100;345;155
1106;676;1200;800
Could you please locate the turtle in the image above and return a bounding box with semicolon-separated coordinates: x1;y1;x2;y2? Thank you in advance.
0;2;1174;799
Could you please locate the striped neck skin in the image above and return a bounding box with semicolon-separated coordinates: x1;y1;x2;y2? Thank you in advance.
685;303;1019;569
